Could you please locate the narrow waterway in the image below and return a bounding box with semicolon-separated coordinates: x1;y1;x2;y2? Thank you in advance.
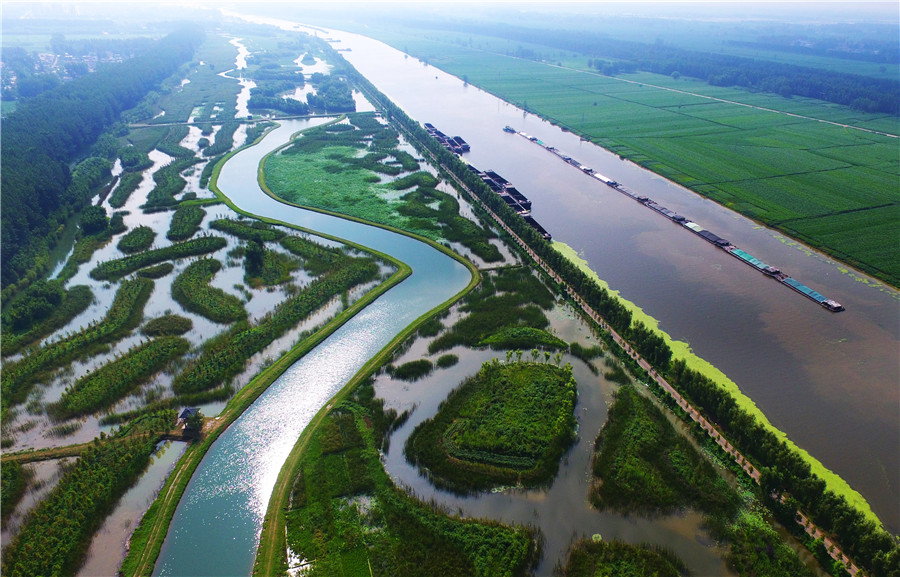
152;119;472;576
234;16;899;531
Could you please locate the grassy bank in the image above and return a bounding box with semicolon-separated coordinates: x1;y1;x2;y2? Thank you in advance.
554;241;877;525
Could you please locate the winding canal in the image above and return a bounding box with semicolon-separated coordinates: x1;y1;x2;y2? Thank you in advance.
151;120;471;576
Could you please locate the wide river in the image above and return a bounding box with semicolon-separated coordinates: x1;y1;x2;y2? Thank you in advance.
244;15;899;531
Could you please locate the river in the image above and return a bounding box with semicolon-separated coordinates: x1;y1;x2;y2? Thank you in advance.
229;14;899;532
152;119;472;576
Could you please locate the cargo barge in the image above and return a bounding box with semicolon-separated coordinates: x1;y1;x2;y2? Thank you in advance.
468;161;551;240
504;126;844;312
424;123;469;155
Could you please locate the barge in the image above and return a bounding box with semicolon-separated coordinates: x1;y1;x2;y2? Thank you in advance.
467;163;549;239
504;125;844;312
424;123;469;155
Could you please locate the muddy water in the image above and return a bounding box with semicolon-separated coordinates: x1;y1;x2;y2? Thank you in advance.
376;301;736;576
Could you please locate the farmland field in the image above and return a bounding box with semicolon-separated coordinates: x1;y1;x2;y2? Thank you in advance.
360;30;900;286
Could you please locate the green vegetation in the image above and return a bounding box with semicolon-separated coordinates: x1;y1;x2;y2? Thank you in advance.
143;156;202;209
172;254;379;395
1;282;93;357
118;225;156;254
590;385;818;577
108;170;144;208
479;326;567;350
202;122;240;157
390;358;434;381
1;29;199;292
372;32;899;285
171;258;247;324
142;314;193;337
210;217;286;243
244;242;300;287
429;268;554;353
90;236;227;281
1;461;28;523
136;262;174;279
280;235;344;275
436;354;459;369
284;398;537;576
568;342;604;374
591;385;738;515
306;72;356;113
406;361;576;492
166;205;206;241
264;113;501;262
50;337;189;419
560;539;686;577
1;278;153;418
54;212;126;283
0;411;174;577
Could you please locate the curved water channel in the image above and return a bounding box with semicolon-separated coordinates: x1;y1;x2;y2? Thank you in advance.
243;15;898;531
152;119;472;576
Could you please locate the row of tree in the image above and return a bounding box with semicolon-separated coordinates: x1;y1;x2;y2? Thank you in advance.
336;43;899;576
1;27;200;292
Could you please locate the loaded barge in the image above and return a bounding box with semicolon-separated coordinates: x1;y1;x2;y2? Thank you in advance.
462;157;551;240
503;126;844;312
425;123;469;155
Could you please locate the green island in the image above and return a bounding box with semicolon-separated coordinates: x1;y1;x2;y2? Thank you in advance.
263;112;503;263
171;257;248;324
559;539;687;577
282;389;538;577
117;225;156;254
592;384;819;576
406;361;577;492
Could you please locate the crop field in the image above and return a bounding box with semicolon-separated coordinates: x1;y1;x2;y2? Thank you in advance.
368;32;900;286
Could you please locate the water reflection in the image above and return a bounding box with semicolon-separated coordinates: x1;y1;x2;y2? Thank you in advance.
153;119;471;575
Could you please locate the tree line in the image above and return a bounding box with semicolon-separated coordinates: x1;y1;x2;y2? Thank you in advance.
412;20;899;114
1;27;200;293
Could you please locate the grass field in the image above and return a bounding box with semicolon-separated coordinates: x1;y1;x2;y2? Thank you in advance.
264;114;501;261
365;30;900;286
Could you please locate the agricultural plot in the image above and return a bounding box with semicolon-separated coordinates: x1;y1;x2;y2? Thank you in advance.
370;32;899;285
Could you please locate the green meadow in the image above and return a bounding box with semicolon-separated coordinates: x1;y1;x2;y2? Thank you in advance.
367;31;900;286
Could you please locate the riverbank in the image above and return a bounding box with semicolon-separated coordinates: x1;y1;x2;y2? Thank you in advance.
553;241;877;526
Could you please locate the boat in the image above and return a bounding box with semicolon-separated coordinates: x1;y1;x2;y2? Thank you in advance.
502;124;844;312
